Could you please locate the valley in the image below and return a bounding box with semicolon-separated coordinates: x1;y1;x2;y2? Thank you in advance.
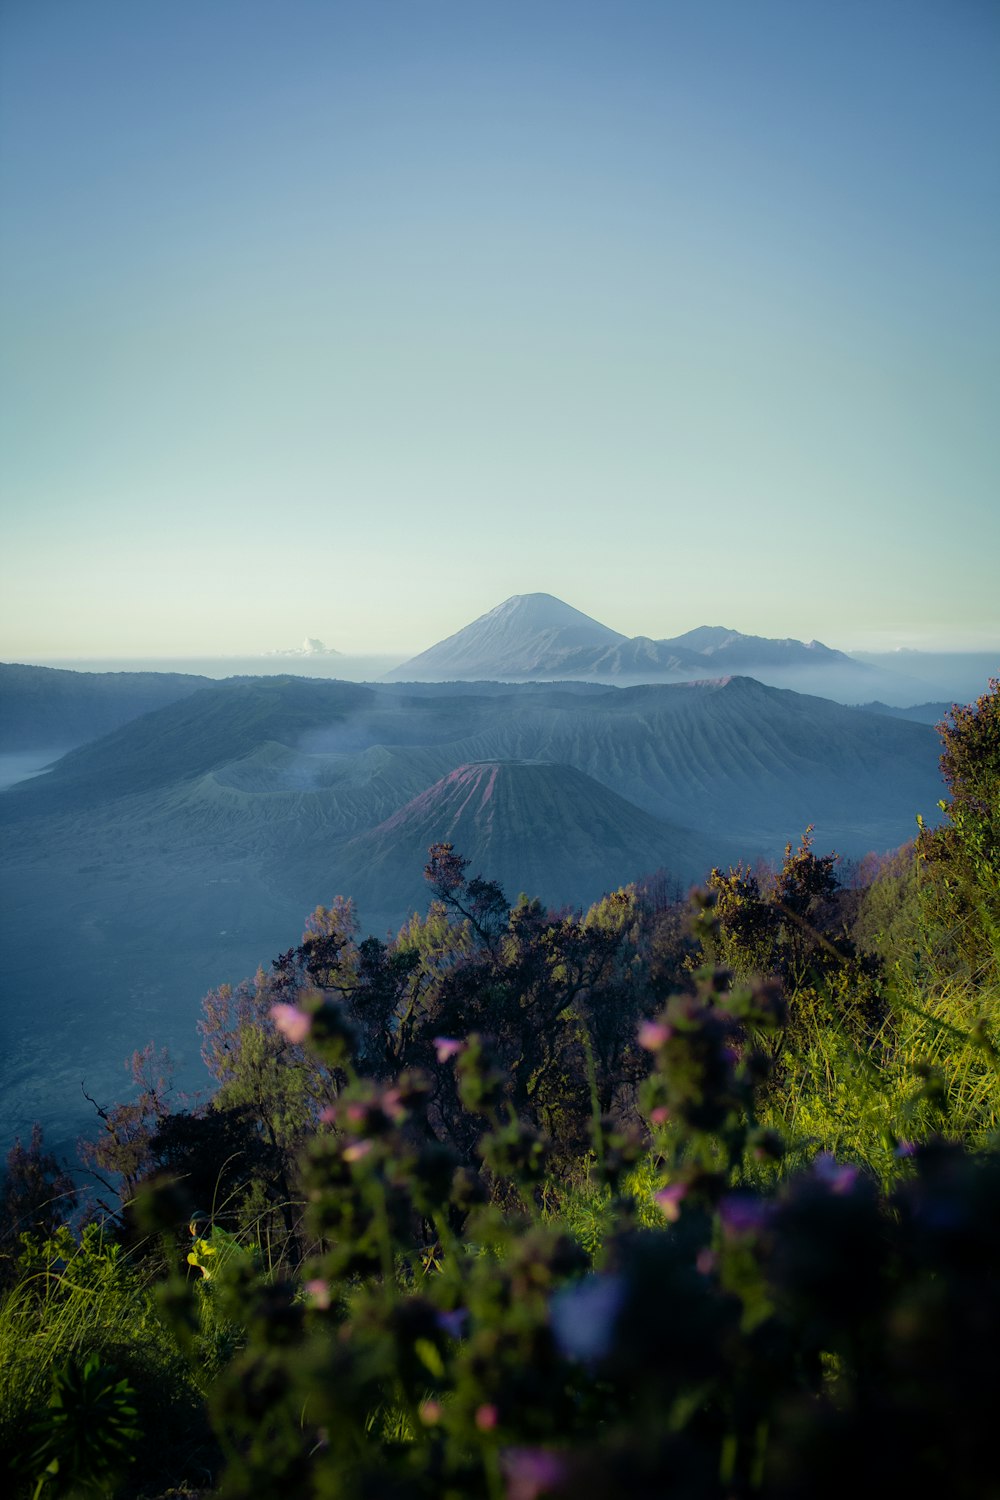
0;670;945;1154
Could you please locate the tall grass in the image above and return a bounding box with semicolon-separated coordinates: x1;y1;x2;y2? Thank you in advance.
759;969;1000;1184
0;1225;214;1495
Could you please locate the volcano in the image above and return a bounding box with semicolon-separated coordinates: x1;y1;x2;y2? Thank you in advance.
341;759;710;918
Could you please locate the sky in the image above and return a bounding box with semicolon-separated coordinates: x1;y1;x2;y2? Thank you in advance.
1;0;998;659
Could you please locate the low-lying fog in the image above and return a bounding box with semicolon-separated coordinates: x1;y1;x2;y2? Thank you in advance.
0;750;66;790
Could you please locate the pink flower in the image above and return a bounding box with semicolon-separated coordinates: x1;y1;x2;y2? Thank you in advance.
649;1105;670;1126
343;1139;373;1164
270;1003;311;1045
638;1020;671;1051
654;1182;687;1222
420;1399;443;1425
433;1037;465;1063
305;1278;331;1309
696;1247;718;1276
475;1403;499;1431
380;1087;406;1123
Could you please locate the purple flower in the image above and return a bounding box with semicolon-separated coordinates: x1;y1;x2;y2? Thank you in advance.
718;1194;770;1237
270;1002;311;1045
813;1152;859;1194
503;1448;568;1500
550;1275;624;1364
433;1037;465;1063
436;1307;469;1340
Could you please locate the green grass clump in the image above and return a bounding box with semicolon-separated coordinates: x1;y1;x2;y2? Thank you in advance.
0;1224;215;1498
754;970;1000;1188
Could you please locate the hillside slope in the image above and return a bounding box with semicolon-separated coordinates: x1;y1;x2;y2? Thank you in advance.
0;676;378;813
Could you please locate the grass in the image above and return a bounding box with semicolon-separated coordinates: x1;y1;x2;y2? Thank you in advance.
0;1225;217;1497
757;969;1000;1185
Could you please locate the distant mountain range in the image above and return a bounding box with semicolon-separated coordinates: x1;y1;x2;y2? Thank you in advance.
856;701;954;726
1;671;945;1151
384;595;999;705
384;594;856;684
0;661;212;752
4;605;989;764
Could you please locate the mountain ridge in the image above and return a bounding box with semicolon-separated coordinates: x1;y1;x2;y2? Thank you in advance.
385;594;860;683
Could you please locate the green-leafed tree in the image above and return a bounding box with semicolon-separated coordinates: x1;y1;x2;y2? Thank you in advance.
1;1125;76;1286
703;830;882;1047
917;678;1000;979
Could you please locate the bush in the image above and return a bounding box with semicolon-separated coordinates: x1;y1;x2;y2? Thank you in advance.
135;952;1000;1499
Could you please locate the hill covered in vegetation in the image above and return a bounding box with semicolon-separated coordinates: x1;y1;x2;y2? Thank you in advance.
0;679;997;1499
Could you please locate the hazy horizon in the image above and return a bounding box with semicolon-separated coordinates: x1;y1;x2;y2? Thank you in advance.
5;588;999;667
2;2;998;658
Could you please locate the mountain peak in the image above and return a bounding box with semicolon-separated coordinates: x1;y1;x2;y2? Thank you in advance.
462;593;621;632
491;592;572;612
658;625;740;653
385;595;625;681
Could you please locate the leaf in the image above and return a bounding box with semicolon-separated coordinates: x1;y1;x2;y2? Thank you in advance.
414;1337;445;1379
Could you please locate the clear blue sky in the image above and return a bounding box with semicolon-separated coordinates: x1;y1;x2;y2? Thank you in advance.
1;0;998;656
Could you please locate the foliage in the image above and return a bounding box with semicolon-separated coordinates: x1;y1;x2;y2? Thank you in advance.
917;677;1000;978
136;941;1000;1499
22;1351;140;1499
0;1224;214;1498
1;1126;76;1288
79;1045;175;1204
703;828;883;1047
851;842;925;982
